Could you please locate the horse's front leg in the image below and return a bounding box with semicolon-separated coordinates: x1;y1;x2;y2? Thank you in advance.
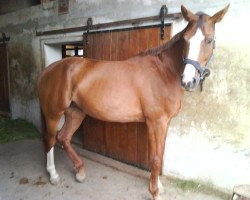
146;116;169;200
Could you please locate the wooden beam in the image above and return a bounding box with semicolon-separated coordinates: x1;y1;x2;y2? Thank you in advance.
36;12;182;36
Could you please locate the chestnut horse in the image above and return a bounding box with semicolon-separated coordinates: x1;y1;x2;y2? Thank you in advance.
38;5;229;200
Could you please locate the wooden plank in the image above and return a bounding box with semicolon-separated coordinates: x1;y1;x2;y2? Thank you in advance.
137;122;149;169
126;123;138;164
128;29;139;57
105;123;122;159
117;30;129;60
83;117;106;154
110;31;118;61
105;122;137;164
148;27;160;49
138;29;148;54
96;33;103;60
102;32;111;60
87;34;94;58
91;33;98;59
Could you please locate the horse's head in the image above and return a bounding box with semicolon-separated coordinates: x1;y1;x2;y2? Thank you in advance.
180;5;229;91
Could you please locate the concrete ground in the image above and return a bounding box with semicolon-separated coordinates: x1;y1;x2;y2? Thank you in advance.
0;139;229;200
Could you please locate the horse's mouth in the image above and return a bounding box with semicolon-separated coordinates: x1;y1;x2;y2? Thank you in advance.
181;79;197;92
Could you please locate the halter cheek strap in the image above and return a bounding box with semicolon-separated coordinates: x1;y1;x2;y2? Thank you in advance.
183;58;211;80
183;39;215;91
183;58;211;91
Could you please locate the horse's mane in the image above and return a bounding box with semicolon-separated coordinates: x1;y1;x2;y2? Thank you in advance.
139;25;189;57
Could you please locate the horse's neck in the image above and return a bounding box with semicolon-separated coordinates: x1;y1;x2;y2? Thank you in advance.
160;38;185;77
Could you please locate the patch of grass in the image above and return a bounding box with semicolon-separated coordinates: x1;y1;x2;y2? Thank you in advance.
174;178;202;192
0;116;40;144
165;176;231;199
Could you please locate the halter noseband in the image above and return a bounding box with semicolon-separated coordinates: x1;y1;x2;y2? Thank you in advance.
183;39;215;91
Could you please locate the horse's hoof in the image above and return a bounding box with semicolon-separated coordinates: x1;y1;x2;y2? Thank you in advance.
76;171;86;182
50;175;60;185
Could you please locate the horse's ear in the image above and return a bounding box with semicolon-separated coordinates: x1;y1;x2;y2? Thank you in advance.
210;4;230;23
181;5;197;22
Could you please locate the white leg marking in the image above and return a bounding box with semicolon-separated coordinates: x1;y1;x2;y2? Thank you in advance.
47;147;60;184
183;29;204;83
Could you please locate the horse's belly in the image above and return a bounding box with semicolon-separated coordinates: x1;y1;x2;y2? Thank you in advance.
74;87;144;123
89;105;144;123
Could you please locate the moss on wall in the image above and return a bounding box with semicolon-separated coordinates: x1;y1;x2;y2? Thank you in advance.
8;35;40;102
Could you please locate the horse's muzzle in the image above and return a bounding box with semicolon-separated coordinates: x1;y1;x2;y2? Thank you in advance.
181;76;197;91
182;58;211;91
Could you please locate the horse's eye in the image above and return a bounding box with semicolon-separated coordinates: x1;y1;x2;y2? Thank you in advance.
205;38;213;44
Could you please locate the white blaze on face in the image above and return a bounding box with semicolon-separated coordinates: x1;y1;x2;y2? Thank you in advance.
182;29;204;84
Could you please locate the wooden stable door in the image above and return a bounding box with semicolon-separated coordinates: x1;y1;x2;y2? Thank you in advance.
82;25;171;170
0;44;10;113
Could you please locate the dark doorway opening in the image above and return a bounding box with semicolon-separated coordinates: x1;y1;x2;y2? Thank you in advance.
0;43;10;115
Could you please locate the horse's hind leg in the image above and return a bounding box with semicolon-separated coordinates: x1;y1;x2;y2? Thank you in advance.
44;115;62;184
57;105;86;182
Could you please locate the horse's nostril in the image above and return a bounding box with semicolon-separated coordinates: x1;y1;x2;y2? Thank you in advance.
193;78;196;85
181;80;187;88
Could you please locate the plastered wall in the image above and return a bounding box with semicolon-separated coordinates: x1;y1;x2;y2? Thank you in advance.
164;1;250;191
